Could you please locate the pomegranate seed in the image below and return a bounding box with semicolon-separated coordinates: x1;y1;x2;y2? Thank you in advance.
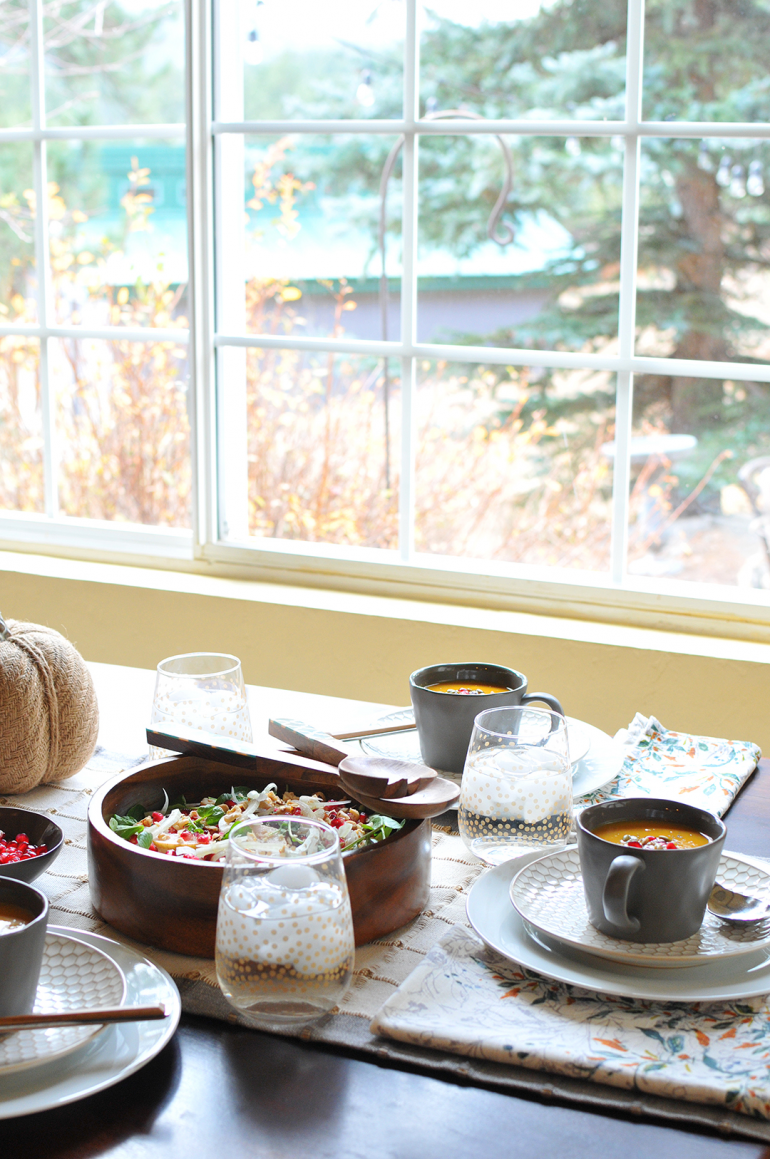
0;831;48;861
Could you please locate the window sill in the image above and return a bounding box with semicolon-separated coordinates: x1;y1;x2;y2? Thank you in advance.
1;515;769;646
1;548;769;754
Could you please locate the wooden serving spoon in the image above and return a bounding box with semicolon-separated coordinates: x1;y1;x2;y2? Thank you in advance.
338;756;459;819
345;775;461;820
338;755;436;800
263;721;460;817
271;723;460;819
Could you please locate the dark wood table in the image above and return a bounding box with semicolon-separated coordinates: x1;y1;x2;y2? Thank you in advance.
2;665;769;1158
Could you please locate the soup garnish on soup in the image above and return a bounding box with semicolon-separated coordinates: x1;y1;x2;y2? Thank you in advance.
593;820;710;850
427;681;513;695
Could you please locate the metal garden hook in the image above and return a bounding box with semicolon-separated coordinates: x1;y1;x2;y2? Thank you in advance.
377;110;515;486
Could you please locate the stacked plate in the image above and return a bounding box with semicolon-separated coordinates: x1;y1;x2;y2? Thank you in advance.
0;928;180;1118
361;713;623;799
467;847;770;1002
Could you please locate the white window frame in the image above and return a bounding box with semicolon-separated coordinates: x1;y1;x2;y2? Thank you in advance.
2;0;770;639
0;0;190;558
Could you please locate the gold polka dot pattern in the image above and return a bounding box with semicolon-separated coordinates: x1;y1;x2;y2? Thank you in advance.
461;747;572;824
151;691;252;742
215;883;355;1010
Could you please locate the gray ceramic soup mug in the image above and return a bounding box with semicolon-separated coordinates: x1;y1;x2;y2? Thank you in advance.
0;877;49;1016
576;798;726;943
409;663;564;775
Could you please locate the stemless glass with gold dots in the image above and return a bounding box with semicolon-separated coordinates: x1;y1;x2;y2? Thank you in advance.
458;706;572;867
149;652;252;759
215;817;355;1030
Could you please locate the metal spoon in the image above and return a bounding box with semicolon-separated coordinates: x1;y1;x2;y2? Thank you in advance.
708;883;770;925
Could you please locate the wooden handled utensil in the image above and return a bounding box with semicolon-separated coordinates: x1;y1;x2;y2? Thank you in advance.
147;726;458;820
267;718;352;766
267;716;417;762
0;1005;169;1031
146;725;342;789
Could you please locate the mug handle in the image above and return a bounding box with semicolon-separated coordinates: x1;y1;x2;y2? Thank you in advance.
602;854;644;934
521;692;564;717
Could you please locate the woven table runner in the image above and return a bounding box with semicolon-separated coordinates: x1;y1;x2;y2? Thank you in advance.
2;733;769;1142
0;746;480;1020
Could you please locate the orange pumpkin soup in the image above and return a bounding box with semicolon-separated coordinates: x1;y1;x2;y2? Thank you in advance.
0;903;32;934
427;681;513;695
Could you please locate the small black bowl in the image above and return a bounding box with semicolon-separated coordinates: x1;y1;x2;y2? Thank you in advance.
0;807;63;883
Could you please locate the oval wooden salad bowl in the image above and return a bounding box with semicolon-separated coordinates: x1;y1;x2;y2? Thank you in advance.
87;754;432;958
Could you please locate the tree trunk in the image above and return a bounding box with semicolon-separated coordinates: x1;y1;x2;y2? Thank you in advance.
664;162;728;431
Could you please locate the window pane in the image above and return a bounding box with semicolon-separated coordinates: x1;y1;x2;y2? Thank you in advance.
418;136;621;349
51;336;190;526
420;0;627;120
240;0;404;121
626;381;770;588
0;0;31;128
0;142;37;324
643;0;770;123
44;0;185;127
414;359;614;573
0;336;42;513
637;137;770;422
228;347;399;549
232;135;400;341
47;140;188;328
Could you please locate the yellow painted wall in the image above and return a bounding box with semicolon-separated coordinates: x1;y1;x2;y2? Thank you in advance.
1;551;769;752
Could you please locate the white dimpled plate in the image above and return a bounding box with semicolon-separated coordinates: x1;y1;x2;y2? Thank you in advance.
0;933;127;1074
510;848;770;968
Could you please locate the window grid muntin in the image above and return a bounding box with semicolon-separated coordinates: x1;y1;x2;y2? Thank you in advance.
611;0;644;582
27;0;55;516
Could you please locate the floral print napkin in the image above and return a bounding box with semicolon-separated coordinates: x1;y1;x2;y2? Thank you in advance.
577;714;761;815
371;721;766;1119
371;925;770;1120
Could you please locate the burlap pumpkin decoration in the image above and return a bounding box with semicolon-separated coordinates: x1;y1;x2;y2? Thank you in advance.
0;617;99;793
